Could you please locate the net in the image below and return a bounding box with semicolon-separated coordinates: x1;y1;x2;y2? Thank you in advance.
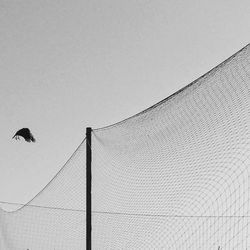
1;44;250;249
91;44;250;249
0;140;86;250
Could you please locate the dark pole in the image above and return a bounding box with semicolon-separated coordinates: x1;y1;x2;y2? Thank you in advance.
86;127;92;250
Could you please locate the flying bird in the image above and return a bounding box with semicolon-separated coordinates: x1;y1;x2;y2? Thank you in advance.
12;128;36;142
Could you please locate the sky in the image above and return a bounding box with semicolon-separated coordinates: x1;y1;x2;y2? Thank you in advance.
1;0;250;208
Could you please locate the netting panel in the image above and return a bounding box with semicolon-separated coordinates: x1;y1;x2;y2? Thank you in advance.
0;140;86;250
92;45;250;249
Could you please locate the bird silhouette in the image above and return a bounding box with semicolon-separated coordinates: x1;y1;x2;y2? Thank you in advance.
12;128;36;142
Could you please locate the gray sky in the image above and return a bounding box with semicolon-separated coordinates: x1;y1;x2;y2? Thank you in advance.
1;0;250;207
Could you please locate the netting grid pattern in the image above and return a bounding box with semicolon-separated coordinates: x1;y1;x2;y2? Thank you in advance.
1;44;250;249
92;45;250;249
0;141;86;250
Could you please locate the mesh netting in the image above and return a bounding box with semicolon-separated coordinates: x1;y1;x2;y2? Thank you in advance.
1;44;250;249
91;44;250;249
0;140;86;250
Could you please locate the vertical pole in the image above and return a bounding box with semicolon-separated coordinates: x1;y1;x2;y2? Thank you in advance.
86;127;92;250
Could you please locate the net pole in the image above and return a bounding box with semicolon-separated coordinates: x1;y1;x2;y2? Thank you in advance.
86;127;92;250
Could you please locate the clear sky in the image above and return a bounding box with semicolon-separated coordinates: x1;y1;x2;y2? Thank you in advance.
1;0;250;207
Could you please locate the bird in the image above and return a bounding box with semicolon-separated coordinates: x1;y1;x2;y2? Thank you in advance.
12;128;36;142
